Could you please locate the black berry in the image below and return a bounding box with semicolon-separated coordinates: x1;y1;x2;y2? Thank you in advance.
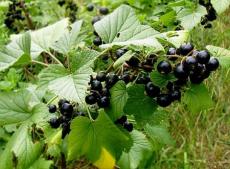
120;74;130;84
87;3;94;11
106;74;119;88
58;99;70;108
85;94;97;105
157;94;172;107
61;103;73;116
93;37;102;46
115;115;127;125
48;104;57;113
179;43;194;55
97;96;110;108
49;118;60;128
183;56;198;71
92;16;101;25
126;57;140;67
145;82;160;98
206;57;219;71
196;50;210;64
157;61;172;74
91;80;102;91
99;7;109;15
96;72;107;82
170;90;181;101
123;122;133;132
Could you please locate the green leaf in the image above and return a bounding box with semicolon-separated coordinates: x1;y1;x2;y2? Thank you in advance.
150;71;176;87
124;85;157;123
182;84;213;113
145;124;175;150
106;81;128;120
118;130;153;169
28;158;53;169
211;0;230;14
0;32;31;71
176;5;207;30
0;125;43;169
0;90;50;126
113;51;134;69
206;45;230;68
52;20;83;54
94;5;163;49
68;112;131;162
38;50;98;103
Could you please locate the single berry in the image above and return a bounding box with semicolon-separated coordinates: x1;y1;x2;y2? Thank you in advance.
126;57;140;67
115;115;127;125
157;61;172;74
87;3;94;11
49;118;60;128
116;49;127;58
189;73;204;84
167;47;177;55
183;56;198;71
157;94;172;107
136;75;150;84
120;74;130;84
61;103;73;116
91;80;102;91
97;96;110;108
91;16;101;25
58;0;65;6
201;17;208;25
58;99;69;108
196;50;210;64
206;57;219;71
145;82;160;98
96;72;107;82
106;74;119;88
170;90;181;101
93;36;102;46
48;104;57;113
204;23;212;29
179;43;194;55
123;122;133;132
85;94;97;105
99;7;109;15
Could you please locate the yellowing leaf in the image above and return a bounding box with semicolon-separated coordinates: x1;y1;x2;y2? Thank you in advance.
94;148;116;169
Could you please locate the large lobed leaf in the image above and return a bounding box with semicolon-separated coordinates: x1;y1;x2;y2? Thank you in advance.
211;0;230;14
67;112;131;162
38;50;98;103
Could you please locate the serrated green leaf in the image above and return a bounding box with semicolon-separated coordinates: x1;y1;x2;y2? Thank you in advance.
38;50;98;103
211;0;230;14
67;112;131;162
176;5;207;30
0;33;31;71
182;84;213;113
145;124;175;150
106;81;128;120
0;125;43;169
94;5;163;49
150;71;176;87
0;90;50;126
118;130;153;169
124;85;157;123
113;51;134;69
52;20;83;54
206;45;230;68
28;158;53;169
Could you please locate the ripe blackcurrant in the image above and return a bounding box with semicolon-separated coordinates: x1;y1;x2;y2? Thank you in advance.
93;36;102;46
196;50;210;64
97;96;110;108
96;72;107;82
156;94;172;107
189;73;204;84
106;74;119;88
126;57;140;67
91;80;102;91
170;90;181;101
85;94;97;105
49;118;60;128
120;74;130;84
102;88;111;97
136;75;150;84
48;104;57;113
179;43;194;55
91;16;101;25
145;82;160;98
124;122;133;132
58;99;69;108
157;61;172;74
99;7;109;15
167;47;177;55
204;23;212;29
87;3;94;11
115;115;127;125
206;57;219;71
183;56;198;71
61;103;73;115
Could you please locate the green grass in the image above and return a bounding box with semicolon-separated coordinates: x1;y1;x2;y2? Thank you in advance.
154;9;230;169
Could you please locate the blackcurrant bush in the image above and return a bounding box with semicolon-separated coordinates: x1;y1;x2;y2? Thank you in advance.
145;82;160;98
206;57;219;71
196;50;210;64
87;3;94;11
170;90;181;101
97;96;110;108
124;122;133;132
115;115;127;125
99;7;109;15
85;94;97;105
179;43;194;55
91;16;101;25
156;94;172;107
49;118;60;128
93;36;102;46
48;104;57;113
157;61;172;74
96;71;107;82
183;56;198;71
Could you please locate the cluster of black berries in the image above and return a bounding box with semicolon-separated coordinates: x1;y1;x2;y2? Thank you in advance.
57;0;78;22
4;0;25;32
115;116;133;132
199;0;217;28
48;99;85;139
88;4;109;46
